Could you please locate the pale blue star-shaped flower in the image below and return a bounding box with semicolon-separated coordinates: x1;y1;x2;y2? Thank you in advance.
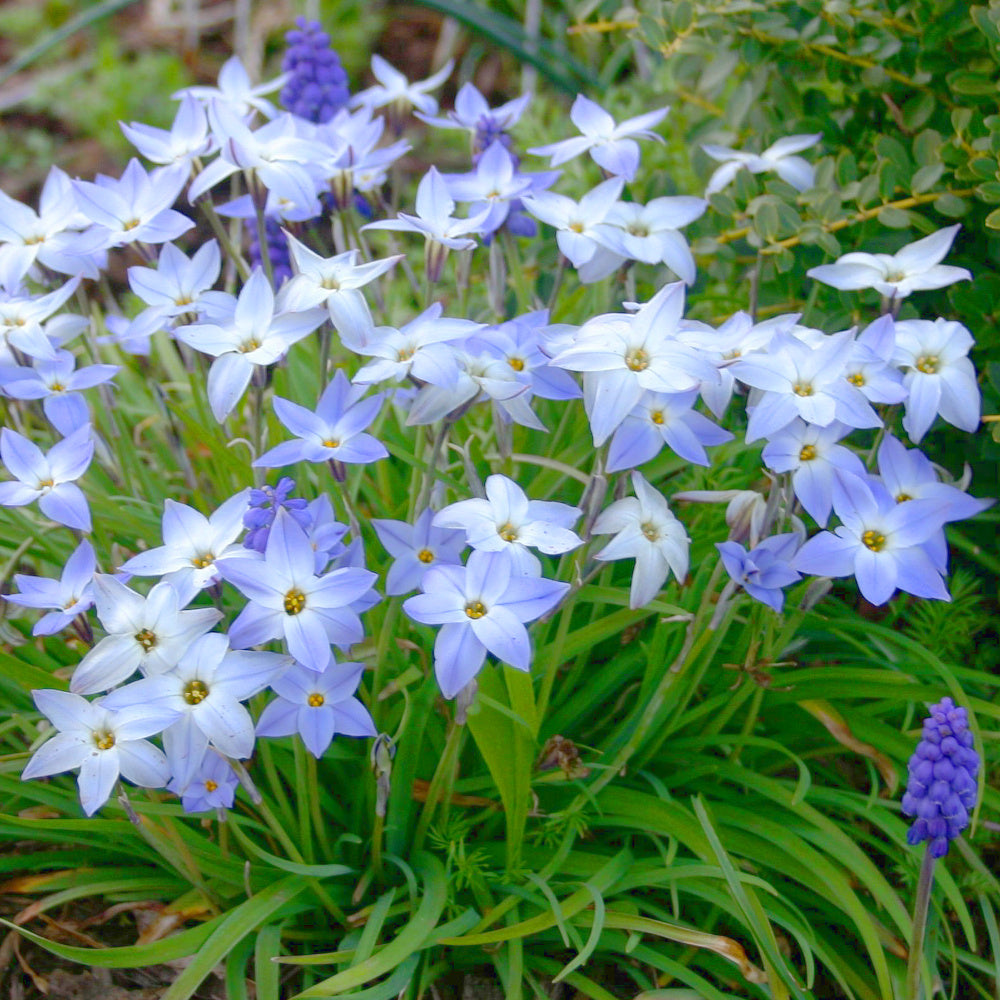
101;631;290;792
363;167;491;282
256;659;375;758
119;490;252;602
120;93;215;168
127;241;222;319
549;281;717;446
594;196;707;285
72;160;193;249
173;267;326;421
892;318;980;442
351;303;482;387
520;177;624;270
434;474;582;577
0;166;105;282
6;539;96;636
416;81;530;135
591;471;689;609
218;508;376;673
840;314;908;406
717;534;803;613
372;507;466;595
280;233;402;350
732;330;881;443
174;54;287;119
793;474;951;605
0;276;83;361
22;689;176;816
167;750;238;813
0;424;94;531
702;133;821;195
253;370;388;469
350;55;454;128
606;389;733;473
528;94;667;181
0;350;119;436
70;577;222;695
403;549;569;698
761;419;867;527
441;141;547;236
807;225;971;299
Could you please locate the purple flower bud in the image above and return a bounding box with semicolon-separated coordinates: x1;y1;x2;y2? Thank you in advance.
280;18;350;123
243;477;311;552
901;697;979;857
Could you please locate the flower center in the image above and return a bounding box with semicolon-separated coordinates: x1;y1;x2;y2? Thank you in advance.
508;356;525;372
49;381;65;393
321;276;341;290
323;439;341;449
847;372;866;386
625;348;650;372
308;692;325;707
93;731;116;751
799;444;817;461
238;337;262;353
885;270;905;284
722;348;742;360
916;355;939;374
626;222;650;237
284;588;307;615
896;492;912;503
650;410;665;425
641;521;660;541
134;628;157;652
397;346;415;361
123;218;141;231
793;382;814;397
497;522;519;542
568;221;584;233
204;779;218;792
24;234;45;245
36;477;54;490
862;529;886;552
191;553;215;568
417;548;434;564
465;600;487;619
174;294;193;306
183;679;209;705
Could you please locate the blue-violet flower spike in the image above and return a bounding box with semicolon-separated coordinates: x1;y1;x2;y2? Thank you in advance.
902;697;978;858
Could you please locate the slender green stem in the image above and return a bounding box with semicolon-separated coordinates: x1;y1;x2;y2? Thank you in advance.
198;194;250;279
412;719;464;852
294;739;314;863
905;846;937;1000
305;753;333;860
254;195;275;287
547;253;567;314
414;421;449;513
371;810;385;884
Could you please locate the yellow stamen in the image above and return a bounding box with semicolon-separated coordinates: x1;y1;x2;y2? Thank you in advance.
284;589;306;615
184;679;209;705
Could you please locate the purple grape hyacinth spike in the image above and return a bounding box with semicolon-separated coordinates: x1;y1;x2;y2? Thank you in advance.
901;696;979;858
280;18;350;124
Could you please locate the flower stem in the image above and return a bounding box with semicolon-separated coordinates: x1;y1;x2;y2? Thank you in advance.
905;845;937;1000
412;717;464;853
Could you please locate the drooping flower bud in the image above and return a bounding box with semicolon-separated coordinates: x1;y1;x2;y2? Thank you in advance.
901;697;979;858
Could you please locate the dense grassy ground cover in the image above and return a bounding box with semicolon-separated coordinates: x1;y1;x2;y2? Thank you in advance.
0;2;997;998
